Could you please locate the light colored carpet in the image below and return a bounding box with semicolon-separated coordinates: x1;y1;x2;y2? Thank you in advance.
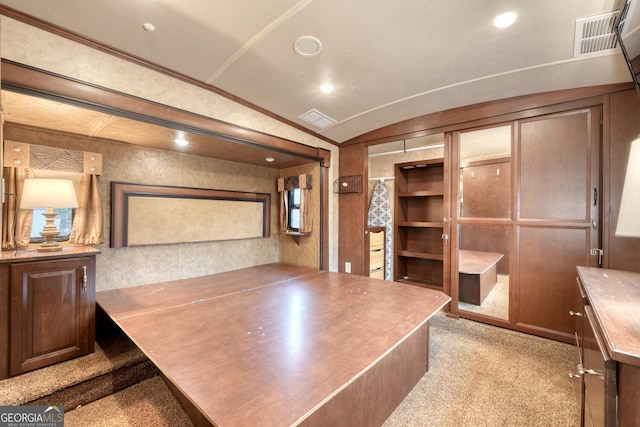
64;376;194;427
0;333;148;406
383;313;580;427
458;274;509;319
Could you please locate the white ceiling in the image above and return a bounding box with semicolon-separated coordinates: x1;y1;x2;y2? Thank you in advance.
0;0;634;144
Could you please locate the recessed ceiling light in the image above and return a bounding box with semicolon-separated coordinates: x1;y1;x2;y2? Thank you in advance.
320;84;334;94
493;12;517;28
143;23;156;32
175;138;189;146
265;157;275;163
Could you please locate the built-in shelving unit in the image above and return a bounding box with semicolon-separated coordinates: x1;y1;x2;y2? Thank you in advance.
394;159;445;290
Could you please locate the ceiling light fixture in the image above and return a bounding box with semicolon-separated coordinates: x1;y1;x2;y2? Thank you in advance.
175;138;189;146
143;23;156;32
493;12;517;28
320;84;334;94
265;157;275;163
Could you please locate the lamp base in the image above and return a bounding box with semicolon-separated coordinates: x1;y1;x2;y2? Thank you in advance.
38;208;62;252
36;243;63;252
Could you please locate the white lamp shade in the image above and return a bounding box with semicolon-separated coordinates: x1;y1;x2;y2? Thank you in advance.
616;138;640;237
20;179;79;209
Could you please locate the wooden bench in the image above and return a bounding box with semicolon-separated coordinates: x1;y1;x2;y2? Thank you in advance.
458;250;504;305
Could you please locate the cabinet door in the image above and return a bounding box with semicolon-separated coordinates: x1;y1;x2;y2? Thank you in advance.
10;257;95;376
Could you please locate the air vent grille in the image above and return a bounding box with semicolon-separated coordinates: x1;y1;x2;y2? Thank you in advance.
573;11;620;57
298;109;337;129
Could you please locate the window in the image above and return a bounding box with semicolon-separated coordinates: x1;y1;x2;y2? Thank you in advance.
30;208;74;242
287;189;301;232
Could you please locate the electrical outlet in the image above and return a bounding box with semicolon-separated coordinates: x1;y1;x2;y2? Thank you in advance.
345;262;351;273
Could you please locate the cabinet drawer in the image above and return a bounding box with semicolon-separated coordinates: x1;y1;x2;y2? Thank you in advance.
370;267;384;280
370;231;384;250
583;306;617;427
370;249;385;269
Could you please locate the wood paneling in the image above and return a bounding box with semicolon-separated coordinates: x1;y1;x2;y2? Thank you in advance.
345;84;633;146
9;256;96;376
517;227;589;338
519;111;592;221
461;161;510;219
338;143;368;274
514;107;600;341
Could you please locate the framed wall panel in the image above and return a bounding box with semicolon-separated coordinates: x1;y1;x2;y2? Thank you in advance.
111;182;271;248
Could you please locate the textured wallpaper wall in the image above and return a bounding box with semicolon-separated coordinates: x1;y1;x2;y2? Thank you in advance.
5;124;282;291
0;16;340;273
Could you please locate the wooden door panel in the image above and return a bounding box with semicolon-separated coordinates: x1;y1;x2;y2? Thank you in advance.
29;270;78;355
517;227;590;336
519;111;592;221
10;258;93;375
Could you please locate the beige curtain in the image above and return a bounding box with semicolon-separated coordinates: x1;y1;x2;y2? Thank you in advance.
279;190;289;232
1;167;34;249
70;174;104;245
299;188;312;233
277;174;312;233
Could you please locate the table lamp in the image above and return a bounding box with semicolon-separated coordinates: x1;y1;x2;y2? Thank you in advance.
616;136;640;237
20;178;79;252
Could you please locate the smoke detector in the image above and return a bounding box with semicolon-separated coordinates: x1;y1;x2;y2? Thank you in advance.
294;36;323;57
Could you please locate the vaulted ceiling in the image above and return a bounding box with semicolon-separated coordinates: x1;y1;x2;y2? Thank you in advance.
0;0;634;145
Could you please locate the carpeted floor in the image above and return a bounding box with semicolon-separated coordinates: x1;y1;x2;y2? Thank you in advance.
458;274;509;320
383;313;580;427
2;312;580;426
64;376;194;427
0;332;149;407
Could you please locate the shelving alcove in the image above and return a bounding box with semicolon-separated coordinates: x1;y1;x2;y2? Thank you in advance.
394;158;448;292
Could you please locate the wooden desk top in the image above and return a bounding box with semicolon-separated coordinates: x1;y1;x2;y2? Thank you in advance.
577;266;640;367
97;263;450;426
459;250;504;274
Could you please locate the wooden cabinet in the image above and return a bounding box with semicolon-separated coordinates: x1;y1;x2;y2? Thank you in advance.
368;227;385;279
574;267;640;427
0;248;98;379
394;159;448;291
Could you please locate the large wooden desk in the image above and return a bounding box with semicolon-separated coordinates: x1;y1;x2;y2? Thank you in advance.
97;263;450;426
458;250;504;305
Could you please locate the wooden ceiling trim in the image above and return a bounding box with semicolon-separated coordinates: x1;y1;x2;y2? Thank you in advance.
345;83;634;147
1;59;330;167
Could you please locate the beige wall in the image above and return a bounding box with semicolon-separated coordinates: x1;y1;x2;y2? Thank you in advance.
5;124;282;290
0;16;341;279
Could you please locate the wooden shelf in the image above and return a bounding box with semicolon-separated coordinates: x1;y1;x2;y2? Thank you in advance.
396;277;444;290
394;157;447;289
398;221;443;228
398;190;444;198
397;251;443;261
282;231;311;245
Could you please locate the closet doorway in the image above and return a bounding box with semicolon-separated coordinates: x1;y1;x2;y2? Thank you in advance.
451;106;602;340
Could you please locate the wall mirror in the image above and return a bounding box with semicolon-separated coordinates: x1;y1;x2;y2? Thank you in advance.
456;125;512;320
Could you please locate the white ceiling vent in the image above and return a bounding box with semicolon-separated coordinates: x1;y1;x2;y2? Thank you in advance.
574;11;620;57
298;109;337;129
